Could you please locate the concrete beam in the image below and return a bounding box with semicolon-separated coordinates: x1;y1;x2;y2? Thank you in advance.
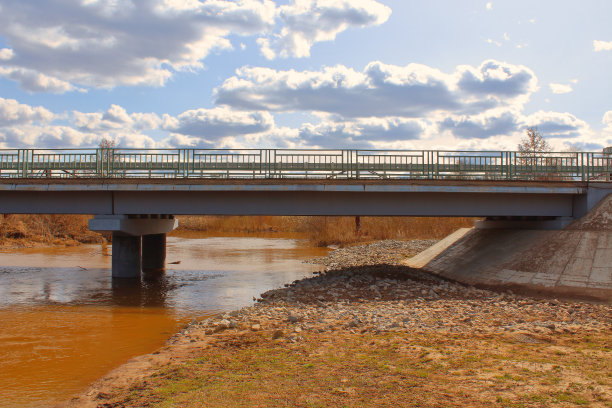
0;181;609;217
112;191;577;217
89;214;178;236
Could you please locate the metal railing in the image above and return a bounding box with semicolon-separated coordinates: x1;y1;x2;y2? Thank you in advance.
0;148;609;182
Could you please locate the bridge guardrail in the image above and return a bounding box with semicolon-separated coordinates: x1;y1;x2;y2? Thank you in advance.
0;148;609;181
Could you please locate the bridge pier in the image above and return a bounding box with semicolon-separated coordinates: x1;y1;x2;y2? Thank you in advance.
112;233;142;279
142;233;166;270
89;215;178;279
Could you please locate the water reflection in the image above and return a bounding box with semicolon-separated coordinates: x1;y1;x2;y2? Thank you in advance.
0;236;328;408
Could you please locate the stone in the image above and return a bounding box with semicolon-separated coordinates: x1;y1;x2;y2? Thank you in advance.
288;314;301;323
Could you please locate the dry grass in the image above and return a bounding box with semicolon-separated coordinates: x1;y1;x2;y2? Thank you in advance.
108;330;612;408
175;216;476;246
0;214;104;247
0;214;475;248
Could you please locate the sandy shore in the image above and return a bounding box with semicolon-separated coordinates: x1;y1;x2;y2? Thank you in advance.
61;240;612;408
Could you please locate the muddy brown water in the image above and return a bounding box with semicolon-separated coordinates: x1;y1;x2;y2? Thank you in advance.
0;236;328;408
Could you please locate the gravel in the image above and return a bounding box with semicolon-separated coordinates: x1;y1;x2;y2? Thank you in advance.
181;239;611;342
306;239;439;268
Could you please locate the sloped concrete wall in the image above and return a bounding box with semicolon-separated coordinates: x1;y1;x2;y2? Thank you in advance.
408;193;612;301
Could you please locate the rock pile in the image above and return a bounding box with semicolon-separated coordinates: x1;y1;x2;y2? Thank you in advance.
306;239;438;269
183;244;610;343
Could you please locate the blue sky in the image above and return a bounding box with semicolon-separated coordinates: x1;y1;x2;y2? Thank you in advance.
0;0;610;151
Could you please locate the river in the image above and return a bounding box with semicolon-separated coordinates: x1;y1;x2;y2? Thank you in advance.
0;236;328;408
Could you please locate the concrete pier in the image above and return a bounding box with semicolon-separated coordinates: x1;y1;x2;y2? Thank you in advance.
142;234;166;270
112;233;142;279
90;215;178;279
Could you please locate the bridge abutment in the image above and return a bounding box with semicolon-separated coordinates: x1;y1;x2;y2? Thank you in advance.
89;215;178;278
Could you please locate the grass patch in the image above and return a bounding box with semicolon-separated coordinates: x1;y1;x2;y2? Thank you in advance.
104;330;611;408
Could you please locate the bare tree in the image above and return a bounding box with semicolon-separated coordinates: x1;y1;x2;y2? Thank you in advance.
98;137;116;150
517;127;555;180
98;138;116;177
518;127;551;156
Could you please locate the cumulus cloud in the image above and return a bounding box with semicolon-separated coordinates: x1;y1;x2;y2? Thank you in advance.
549;83;573;94
0;0;279;90
0;99;282;149
0;0;390;92
0;97;54;125
0;67;81;93
72;105;162;132
456;60;537;99
593;40;612;51
259;0;391;59
439;111;520;140
523;111;589;139
0;48;13;60
298;117;426;148
163;107;274;140
216;59;537;118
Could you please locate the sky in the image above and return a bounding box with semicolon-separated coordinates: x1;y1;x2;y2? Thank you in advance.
0;0;611;151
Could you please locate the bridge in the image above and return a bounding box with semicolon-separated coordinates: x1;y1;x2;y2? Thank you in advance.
1;148;610;278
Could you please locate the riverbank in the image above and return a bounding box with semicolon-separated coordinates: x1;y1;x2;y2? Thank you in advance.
64;240;612;408
0;214;473;248
0;215;104;248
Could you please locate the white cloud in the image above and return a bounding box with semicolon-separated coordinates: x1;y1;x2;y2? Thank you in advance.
0;0;277;90
439;111;520;140
524;111;589;139
216;60;537;118
0;97;54;125
297;117;427;148
0;67;81;93
486;2;492;10
603;111;612;127
72;105;162;132
549;83;573;94
163;107;274;140
603;111;612;141
593;40;612;51
259;0;391;59
0;48;13;60
0;0;391;91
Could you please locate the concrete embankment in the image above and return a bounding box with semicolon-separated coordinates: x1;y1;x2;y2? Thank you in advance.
405;194;612;301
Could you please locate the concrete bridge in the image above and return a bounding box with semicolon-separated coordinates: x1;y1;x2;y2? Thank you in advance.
1;148;610;279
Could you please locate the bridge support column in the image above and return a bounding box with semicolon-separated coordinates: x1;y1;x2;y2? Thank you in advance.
112;233;142;279
142;233;166;270
89;215;178;279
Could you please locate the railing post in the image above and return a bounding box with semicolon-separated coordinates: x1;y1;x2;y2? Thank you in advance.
96;148;101;177
435;151;439;179
355;150;360;179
